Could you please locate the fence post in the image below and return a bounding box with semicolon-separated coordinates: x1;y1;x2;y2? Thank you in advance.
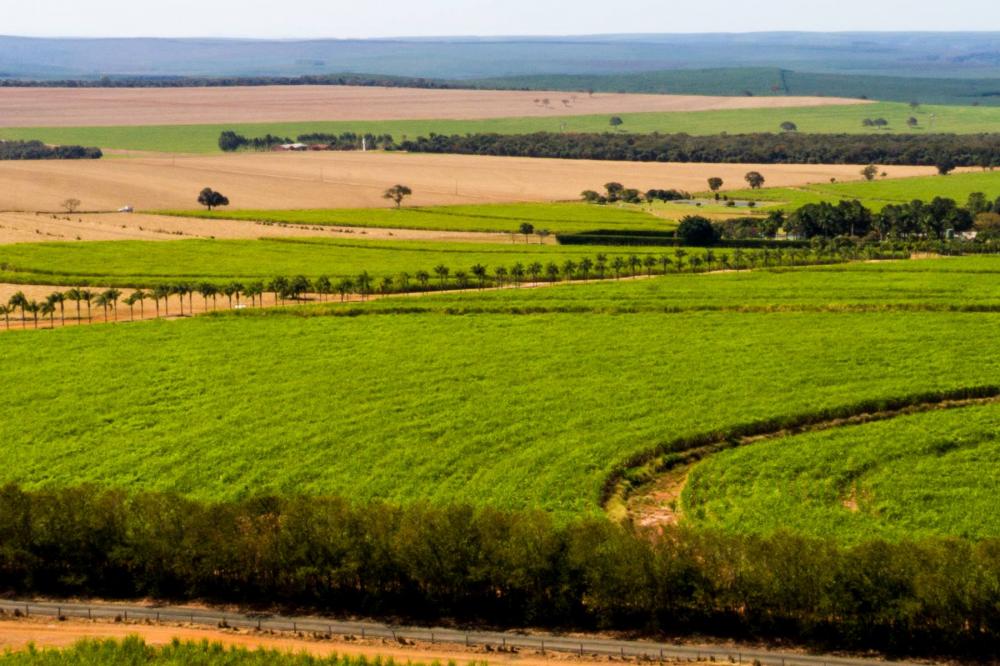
465;633;469;647
580;643;583;656
156;612;160;623
24;604;28;617
431;632;435;644
362;627;365;639
293;622;297;632
541;640;545;655
124;611;127;622
88;609;92;620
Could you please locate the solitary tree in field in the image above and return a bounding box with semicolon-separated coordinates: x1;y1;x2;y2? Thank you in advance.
609;116;624;128
744;171;766;190
707;177;724;193
197;187;230;211
936;157;957;175
518;222;535;242
907;116;919;128
861;165;879;181
779;121;798;132
62;198;82;213
383;184;412;209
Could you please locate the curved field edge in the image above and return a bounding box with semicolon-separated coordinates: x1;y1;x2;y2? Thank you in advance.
606;385;1000;522
681;400;1000;542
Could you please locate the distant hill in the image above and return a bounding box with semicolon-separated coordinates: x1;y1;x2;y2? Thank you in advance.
469;68;1000;106
1;33;998;80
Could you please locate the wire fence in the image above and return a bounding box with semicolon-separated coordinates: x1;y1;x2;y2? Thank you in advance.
0;599;912;666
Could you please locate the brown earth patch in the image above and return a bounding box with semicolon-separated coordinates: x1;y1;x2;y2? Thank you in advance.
0;86;872;128
0;212;525;245
0;151;939;211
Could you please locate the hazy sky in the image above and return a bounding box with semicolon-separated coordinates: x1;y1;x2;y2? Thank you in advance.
5;0;1000;38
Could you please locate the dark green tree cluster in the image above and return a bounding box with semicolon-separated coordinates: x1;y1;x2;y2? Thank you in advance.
0;484;998;657
786;198;975;240
396;132;1000;168
219;131;395;152
581;183;688;204
0;140;102;160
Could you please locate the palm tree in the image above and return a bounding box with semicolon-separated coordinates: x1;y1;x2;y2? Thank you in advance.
611;256;626;279
545;262;560;282
379;276;394;295
25;300;40;328
628;254;641;276
527;261;543;283
104;288;122;320
673;249;688;272
658;254;672;274
562;259;577;281
47;291;66;324
245;281;265;307
494;266;508;287
454;270;469;288
595;253;608;278
65;288;84;323
80;289;94;323
578;257;594;280
690;255;703;273
267;277;289;305
8;291;28;326
172;284;188;316
336;278;354;302
356;272;373;300
197;283;217;311
315;275;332;301
433;264;450;288
705;250;716;272
471;264;488;289
415;270;430;290
40;301;56;328
124;292;137;321
396;272;411;292
643;255;657;276
732;248;746;271
95;292;111;322
510;262;525;286
0;305;10;330
131;290;147;318
152;285;170;317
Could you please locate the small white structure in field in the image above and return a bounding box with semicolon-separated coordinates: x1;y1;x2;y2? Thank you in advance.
118;205;134;213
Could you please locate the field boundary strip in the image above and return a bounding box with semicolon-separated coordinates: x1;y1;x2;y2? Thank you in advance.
605;386;1000;523
0;599;919;666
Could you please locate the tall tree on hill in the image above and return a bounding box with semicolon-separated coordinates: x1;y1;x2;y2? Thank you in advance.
518;222;535;242
433;264;450;287
383;184;413;209
707;177;724;193
197;187;229;211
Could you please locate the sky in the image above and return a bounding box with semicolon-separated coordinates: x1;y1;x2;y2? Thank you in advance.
4;0;1000;38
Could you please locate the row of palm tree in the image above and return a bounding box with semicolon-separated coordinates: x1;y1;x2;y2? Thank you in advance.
1;244;904;331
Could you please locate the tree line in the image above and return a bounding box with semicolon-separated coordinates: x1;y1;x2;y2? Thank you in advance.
0;246;909;329
393;132;1000;168
0;73;455;89
0;140;102;160
218;131;395;152
0;484;997;658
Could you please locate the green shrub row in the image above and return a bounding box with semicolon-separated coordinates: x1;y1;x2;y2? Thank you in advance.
1;484;999;658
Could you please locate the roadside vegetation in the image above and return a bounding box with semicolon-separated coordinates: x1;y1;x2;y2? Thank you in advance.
0;637;435;665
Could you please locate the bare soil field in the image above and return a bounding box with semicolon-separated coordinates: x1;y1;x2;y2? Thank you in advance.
0;212;519;244
0;151;938;211
0;86;871;127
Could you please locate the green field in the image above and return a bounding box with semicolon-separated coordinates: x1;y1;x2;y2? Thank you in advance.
683;403;1000;543
723;169;1000;210
3;257;1000;524
159;202;671;234
3;102;997;153
0;236;684;287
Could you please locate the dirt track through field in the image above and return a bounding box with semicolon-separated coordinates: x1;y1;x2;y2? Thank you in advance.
0;86;872;127
0;212;523;244
0;151;939;211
